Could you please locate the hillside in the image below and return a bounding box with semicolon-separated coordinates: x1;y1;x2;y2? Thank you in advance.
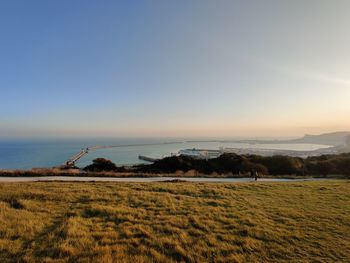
234;131;350;147
289;131;350;146
0;181;349;262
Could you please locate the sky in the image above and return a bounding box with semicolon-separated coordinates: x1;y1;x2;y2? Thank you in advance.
1;0;349;139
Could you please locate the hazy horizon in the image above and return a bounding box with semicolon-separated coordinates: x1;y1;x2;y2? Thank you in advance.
1;1;349;139
0;131;349;141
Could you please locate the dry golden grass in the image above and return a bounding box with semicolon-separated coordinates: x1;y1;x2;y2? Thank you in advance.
0;168;218;178
0;180;349;262
0;167;347;179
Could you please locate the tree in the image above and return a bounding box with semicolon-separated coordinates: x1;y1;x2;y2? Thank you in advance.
83;158;117;171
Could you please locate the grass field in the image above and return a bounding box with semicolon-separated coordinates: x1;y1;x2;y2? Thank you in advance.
0;180;349;262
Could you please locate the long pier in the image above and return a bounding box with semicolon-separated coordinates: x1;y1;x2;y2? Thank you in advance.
138;155;160;162
63;141;184;167
65;148;90;167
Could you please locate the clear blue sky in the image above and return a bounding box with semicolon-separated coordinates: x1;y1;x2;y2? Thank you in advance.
1;0;349;138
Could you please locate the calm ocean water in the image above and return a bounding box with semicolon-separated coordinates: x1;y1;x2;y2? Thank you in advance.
0;138;330;169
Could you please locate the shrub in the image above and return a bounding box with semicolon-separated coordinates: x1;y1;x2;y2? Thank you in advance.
239;161;268;175
84;158;118;172
257;155;304;175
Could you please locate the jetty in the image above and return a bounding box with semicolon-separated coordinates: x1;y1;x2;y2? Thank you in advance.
138;155;160;163
63;145;107;167
64;148;90;167
62;141;182;167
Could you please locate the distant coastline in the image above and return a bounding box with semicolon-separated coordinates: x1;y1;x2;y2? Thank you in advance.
0;131;349;170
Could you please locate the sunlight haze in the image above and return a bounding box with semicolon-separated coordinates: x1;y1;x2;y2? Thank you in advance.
1;0;349;138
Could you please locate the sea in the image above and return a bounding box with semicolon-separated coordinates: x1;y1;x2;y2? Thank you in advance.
0;138;331;169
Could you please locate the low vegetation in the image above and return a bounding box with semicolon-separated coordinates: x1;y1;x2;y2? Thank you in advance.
83;158;127;173
0;168;82;177
137;153;350;176
1;153;350;178
0;180;349;262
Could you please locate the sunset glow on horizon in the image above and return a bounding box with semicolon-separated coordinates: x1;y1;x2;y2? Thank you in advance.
1;1;349;138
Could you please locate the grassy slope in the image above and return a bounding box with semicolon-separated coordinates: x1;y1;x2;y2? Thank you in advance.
0;181;349;262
